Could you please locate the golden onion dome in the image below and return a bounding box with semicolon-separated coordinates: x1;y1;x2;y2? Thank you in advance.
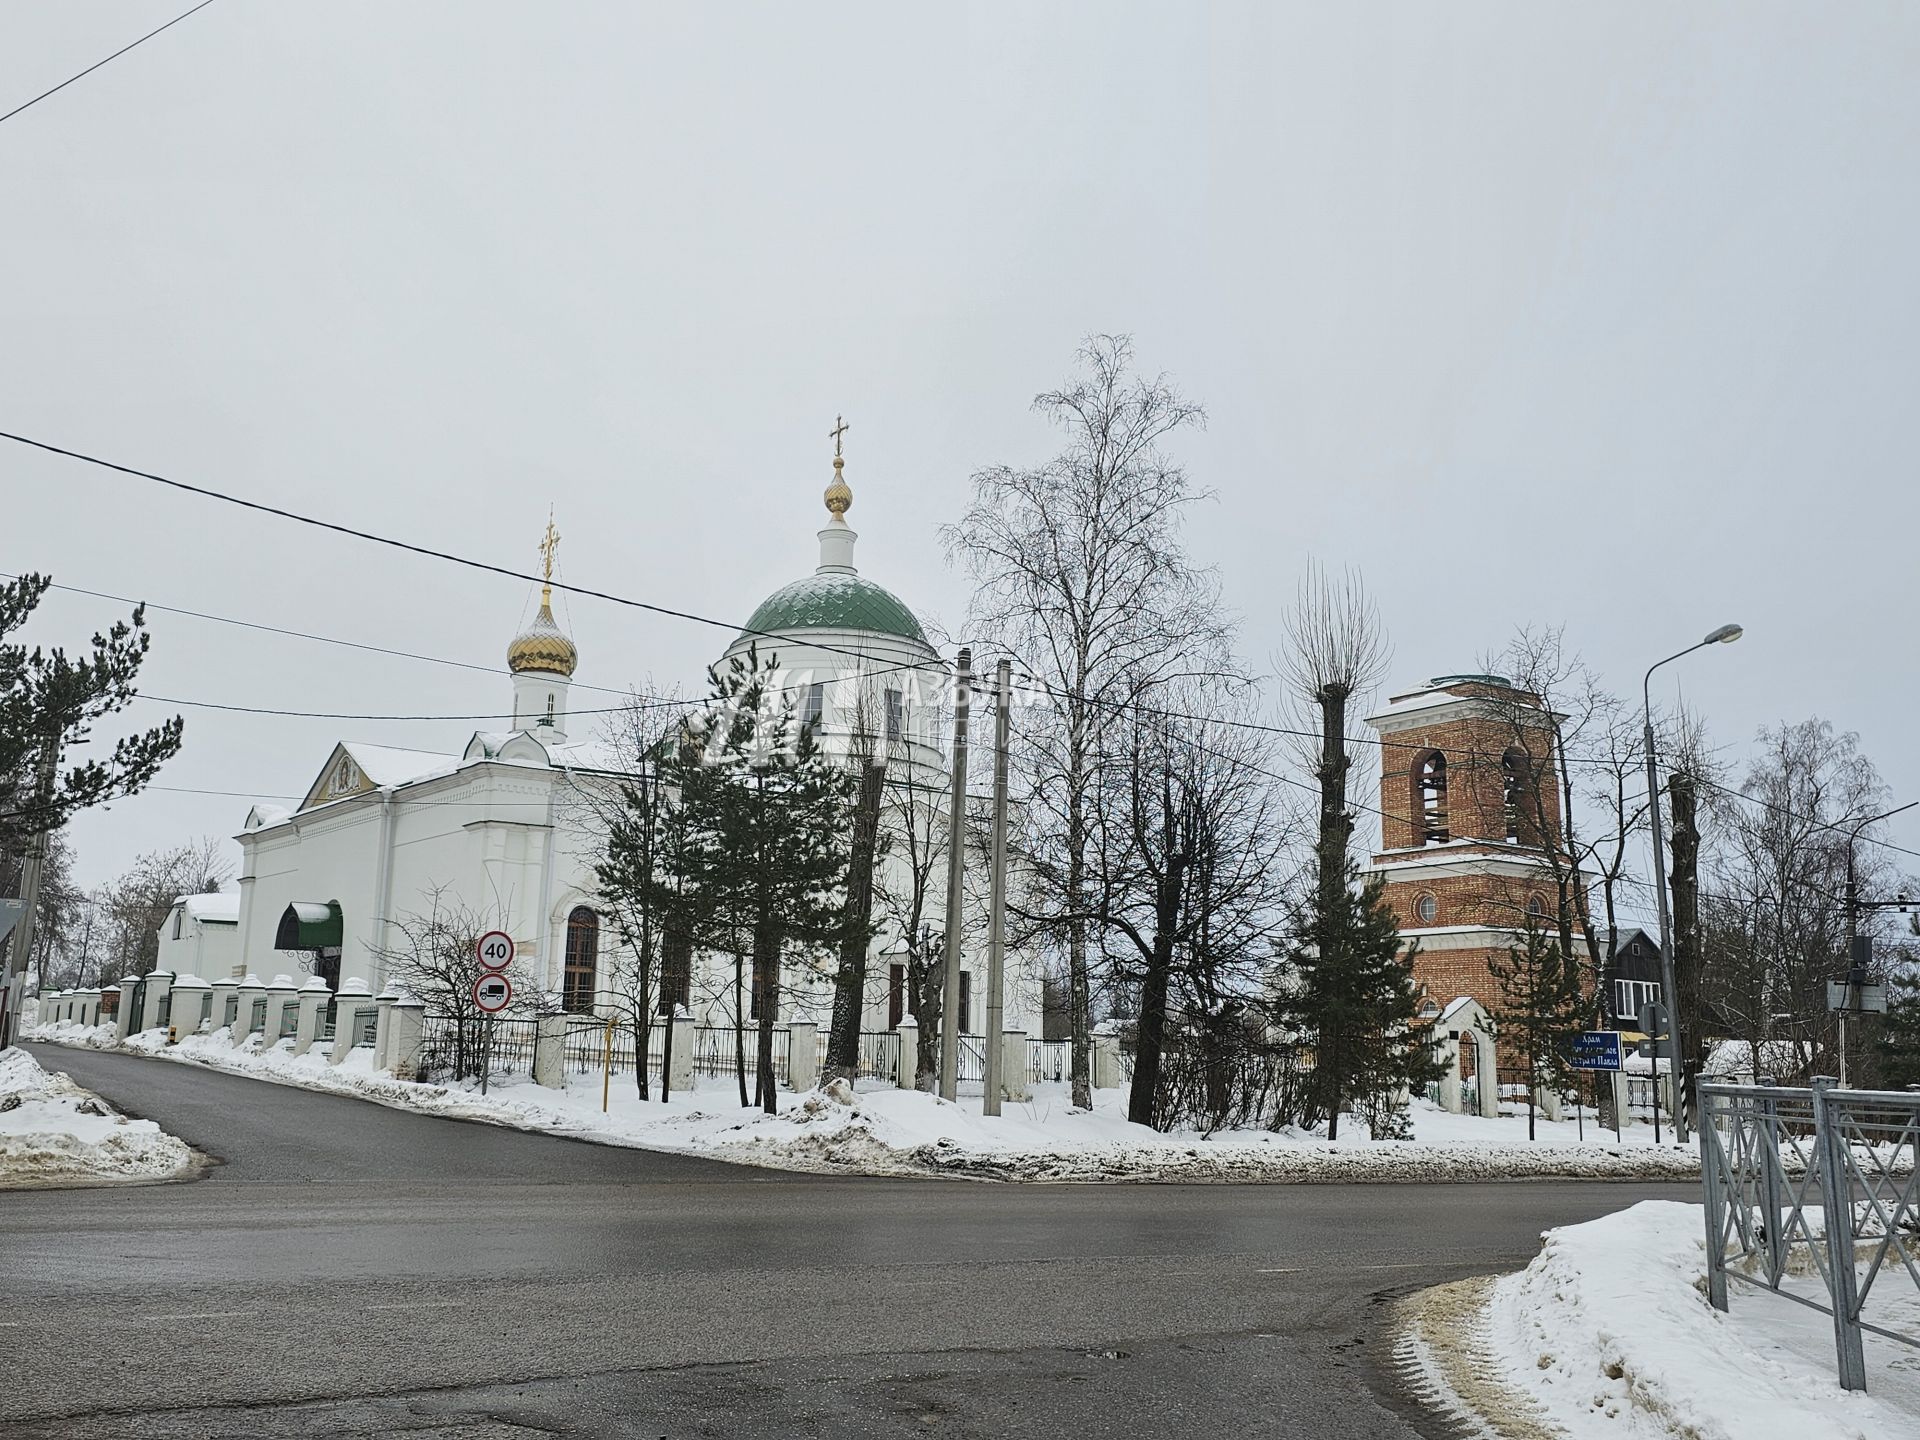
824;452;852;517
507;591;577;677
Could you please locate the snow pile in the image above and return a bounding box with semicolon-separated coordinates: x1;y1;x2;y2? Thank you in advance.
0;1047;198;1188
1401;1200;1920;1439
56;1025;1708;1182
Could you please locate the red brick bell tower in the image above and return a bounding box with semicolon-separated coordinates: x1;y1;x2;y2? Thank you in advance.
1363;674;1581;1020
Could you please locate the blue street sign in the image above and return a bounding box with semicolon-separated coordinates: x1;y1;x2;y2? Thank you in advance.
1570;1030;1624;1071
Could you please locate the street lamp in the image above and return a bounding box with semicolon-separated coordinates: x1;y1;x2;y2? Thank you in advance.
1642;623;1742;1144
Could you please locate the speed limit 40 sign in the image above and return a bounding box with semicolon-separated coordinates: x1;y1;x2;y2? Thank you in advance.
476;930;514;972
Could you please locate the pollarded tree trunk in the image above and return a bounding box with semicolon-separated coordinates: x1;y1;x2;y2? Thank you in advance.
826;760;886;1083
1669;769;1705;1127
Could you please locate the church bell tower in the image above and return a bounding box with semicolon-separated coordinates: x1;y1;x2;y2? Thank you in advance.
1364;674;1578;1014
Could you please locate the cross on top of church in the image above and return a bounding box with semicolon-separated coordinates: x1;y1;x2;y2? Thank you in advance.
829;415;850;458
539;513;561;604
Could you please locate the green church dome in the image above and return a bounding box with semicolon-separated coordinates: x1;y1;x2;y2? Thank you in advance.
742;572;929;645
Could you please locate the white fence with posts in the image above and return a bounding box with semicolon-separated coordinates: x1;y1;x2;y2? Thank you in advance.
1699;1076;1920;1392
58;977;1064;1106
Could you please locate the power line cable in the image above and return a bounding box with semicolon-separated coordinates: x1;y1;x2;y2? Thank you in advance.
0;0;215;128
12;427;1917;863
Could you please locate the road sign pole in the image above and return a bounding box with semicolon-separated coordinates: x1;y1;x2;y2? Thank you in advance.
481;1015;493;1096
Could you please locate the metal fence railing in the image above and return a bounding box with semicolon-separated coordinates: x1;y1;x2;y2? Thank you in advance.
417;1014;540;1083
561;1018;672;1079
1029;1038;1071;1084
1700;1077;1920;1391
691;1025;790;1085
810;1029;902;1082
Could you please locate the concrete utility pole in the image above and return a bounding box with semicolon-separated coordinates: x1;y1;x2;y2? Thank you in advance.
2;743;59;1047
983;658;1012;1117
937;648;973;1102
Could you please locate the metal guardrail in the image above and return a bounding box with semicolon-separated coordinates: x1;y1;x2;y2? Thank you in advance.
1700;1077;1920;1391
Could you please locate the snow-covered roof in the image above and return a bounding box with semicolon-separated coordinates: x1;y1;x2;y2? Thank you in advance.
174;893;240;924
340;742;458;788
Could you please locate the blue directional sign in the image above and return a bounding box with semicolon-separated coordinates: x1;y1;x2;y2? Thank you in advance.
1570;1030;1624;1071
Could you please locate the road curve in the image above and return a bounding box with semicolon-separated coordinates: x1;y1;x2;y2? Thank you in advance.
6;1043;1693;1438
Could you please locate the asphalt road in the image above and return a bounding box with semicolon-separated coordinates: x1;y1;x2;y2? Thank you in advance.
4;1044;1693;1439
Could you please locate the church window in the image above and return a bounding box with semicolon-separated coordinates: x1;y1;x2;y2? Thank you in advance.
563;907;599;1013
959;970;973;1033
1503;748;1534;844
1526;893;1548;922
888;963;906;1028
172;906;184;940
885;689;905;743
1415;751;1449;845
802;682;826;735
1414;892;1439;924
657;930;692;1016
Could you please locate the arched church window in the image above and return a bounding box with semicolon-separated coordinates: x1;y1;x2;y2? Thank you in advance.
1503;748;1534;844
563;907;598;1013
1415;751;1449;845
1526;894;1548;922
1414;892;1439;925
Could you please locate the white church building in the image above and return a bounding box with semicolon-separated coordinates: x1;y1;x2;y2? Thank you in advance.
159;444;1045;1042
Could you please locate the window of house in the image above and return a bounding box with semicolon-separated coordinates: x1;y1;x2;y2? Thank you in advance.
563;907;598;1013
885;688;905;743
1416;752;1449;845
1613;979;1660;1020
1414;892;1439;924
801;682;826;734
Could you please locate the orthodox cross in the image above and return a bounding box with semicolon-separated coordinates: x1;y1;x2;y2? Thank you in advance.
539;514;561;583
829;415;850;458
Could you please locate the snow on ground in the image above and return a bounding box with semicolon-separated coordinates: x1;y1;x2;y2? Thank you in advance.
1399;1200;1919;1439
0;1045;199;1188
29;1023;1707;1182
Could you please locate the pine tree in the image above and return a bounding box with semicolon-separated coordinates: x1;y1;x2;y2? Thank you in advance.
670;648;854;1112
1283;859;1441;1140
1487;915;1587;1140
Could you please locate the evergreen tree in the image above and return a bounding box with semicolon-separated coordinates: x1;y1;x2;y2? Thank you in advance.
1282;859;1440;1140
1487;915;1587;1140
1877;955;1920;1090
671;648;854;1112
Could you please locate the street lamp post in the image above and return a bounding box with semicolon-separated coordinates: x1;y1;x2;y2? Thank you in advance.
1642;622;1742;1144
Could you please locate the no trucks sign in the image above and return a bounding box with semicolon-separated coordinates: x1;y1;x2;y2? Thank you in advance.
472;973;513;1014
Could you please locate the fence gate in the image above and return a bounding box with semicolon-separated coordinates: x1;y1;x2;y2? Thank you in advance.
1699;1076;1920;1391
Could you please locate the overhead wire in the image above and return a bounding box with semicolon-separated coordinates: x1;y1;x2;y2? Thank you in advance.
11;426;1918;866
0;0;216;128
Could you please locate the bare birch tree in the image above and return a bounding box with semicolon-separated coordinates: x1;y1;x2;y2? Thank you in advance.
944;335;1231;1106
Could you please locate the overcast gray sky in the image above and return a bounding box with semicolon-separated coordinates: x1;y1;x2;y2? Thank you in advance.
5;3;1917;918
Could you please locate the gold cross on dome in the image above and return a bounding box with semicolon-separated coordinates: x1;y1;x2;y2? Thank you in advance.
539;513;561;583
829;415;850;458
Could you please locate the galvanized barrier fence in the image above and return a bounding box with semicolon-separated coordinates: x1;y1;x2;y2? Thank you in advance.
1699;1077;1920;1391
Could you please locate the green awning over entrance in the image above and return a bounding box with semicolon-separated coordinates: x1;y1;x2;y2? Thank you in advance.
274;900;343;950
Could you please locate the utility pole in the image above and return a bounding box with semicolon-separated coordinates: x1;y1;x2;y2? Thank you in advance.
982;658;1011;1117
3;743;59;1047
938;647;972;1102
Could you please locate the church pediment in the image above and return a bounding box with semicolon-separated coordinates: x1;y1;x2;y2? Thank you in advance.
301;745;373;810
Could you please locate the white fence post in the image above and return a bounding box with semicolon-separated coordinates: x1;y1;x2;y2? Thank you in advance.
894;1022;918;1090
533;1013;568;1089
787;1021;819;1092
999;1030;1030;1103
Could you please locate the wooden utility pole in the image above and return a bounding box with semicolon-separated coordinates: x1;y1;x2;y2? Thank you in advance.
983;658;1011;1116
938;648;973;1102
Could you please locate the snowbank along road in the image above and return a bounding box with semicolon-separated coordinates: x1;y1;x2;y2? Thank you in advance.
5;1044;1692;1438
